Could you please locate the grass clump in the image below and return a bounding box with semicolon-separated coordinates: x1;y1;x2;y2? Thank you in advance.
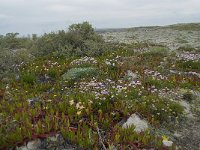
47;68;59;78
20;72;37;85
144;77;175;89
177;60;200;71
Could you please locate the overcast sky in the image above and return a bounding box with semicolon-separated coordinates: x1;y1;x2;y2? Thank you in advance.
0;0;200;35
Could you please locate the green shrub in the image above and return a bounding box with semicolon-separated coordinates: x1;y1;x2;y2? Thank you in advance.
32;22;104;57
143;47;168;57
52;44;74;58
0;48;32;79
62;67;98;81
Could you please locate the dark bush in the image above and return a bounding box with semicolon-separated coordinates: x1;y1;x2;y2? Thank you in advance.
32;22;104;57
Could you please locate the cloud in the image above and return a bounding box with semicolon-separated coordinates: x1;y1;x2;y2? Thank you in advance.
0;14;11;19
0;0;199;35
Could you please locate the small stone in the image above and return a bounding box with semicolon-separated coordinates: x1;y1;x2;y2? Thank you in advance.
45;74;50;80
122;113;148;133
16;146;28;150
163;140;173;147
47;134;65;149
27;97;40;106
179;100;193;118
16;75;20;80
127;70;137;80
48;135;58;142
174;131;182;138
27;139;41;150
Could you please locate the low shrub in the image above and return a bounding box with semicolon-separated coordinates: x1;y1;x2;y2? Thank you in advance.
62;67;98;81
143;47;168;58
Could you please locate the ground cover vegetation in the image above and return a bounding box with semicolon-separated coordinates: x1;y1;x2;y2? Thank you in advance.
0;22;199;150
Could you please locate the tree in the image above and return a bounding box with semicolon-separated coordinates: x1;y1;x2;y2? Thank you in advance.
32;21;104;57
68;21;95;39
4;33;21;49
32;34;38;41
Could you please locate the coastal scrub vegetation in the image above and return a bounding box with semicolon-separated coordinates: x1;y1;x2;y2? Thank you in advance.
0;22;199;149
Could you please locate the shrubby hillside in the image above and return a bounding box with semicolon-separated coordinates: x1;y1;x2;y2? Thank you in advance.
0;22;105;79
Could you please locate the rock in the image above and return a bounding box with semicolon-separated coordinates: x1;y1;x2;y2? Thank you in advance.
174;131;182;138
45;134;65;149
16;74;20;80
45;74;50;80
63;143;77;150
48;133;64;143
162;140;173;147
27;139;41;150
122;113;148;133
27;97;40;106
126;70;137;80
105;60;111;66
48;135;58;142
16;146;28;150
179;100;193;118
169;70;178;74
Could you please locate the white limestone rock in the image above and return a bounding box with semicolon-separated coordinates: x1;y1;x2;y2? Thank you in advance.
127;70;138;80
163;140;173;147
179;100;193;118
27;139;41;150
122;113;148;133
16;146;28;150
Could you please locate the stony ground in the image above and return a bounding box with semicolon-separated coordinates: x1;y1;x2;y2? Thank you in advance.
100;24;200;50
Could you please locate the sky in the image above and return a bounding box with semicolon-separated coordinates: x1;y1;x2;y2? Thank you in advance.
0;0;200;35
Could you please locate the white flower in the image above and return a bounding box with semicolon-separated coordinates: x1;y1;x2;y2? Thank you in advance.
69;100;74;105
89;100;93;104
77;111;82;115
105;60;111;65
79;105;85;110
